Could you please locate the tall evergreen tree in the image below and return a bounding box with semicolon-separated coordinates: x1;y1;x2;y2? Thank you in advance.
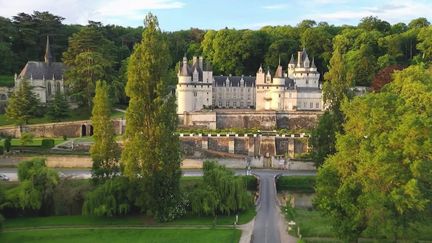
90;80;120;184
6;80;39;124
47;92;69;121
121;13;181;221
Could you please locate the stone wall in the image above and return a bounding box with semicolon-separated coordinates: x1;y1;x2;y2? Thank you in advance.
181;110;321;130
0;119;125;138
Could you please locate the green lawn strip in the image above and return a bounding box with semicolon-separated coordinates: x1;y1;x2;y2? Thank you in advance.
5;137;67;147
291;208;432;242
4;207;255;229
0;228;241;243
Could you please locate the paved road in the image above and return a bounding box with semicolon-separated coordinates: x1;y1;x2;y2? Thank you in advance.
0;168;315;181
251;171;284;243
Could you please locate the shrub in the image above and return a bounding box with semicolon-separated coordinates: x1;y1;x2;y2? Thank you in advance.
63;135;67;141
276;176;316;192
20;132;34;146
0;145;3;155
41;139;55;149
242;175;258;191
4;137;11;152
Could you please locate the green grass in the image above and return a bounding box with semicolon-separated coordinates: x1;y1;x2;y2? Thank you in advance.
4;137;67;147
0;228;241;243
0;108;122;127
4;207;255;228
0;75;14;87
291;208;335;238
291;208;432;242
276;176;316;192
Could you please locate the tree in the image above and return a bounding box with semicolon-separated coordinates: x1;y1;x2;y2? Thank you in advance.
315;65;432;241
370;64;404;91
90;80;120;184
121;13;181;222
63;26;115;108
358;16;391;33
15;158;59;215
310;111;340;167
47;92;69;121
417;26;432;61
6;80;39;124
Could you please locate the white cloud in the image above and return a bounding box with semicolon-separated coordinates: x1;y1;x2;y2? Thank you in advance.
0;0;185;25
307;0;432;24
263;3;290;10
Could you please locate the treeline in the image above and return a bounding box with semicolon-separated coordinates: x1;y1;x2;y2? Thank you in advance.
1;12;431;88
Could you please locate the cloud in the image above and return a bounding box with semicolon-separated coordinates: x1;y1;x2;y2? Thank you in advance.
0;0;185;25
307;0;432;24
263;3;290;10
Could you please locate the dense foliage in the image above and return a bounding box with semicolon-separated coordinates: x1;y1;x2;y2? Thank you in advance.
276;176;316;192
314;64;432;241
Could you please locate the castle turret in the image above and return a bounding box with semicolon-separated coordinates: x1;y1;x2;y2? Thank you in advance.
256;65;265;85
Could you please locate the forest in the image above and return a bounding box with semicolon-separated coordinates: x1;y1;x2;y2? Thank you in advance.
1;11;431;90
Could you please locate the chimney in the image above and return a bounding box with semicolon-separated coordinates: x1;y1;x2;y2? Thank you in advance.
199;56;203;70
44;35;53;65
297;51;302;67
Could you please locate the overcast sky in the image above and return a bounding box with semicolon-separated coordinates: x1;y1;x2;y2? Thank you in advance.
0;0;431;30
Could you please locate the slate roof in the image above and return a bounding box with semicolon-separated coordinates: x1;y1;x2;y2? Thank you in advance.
214;76;256;87
18;61;66;80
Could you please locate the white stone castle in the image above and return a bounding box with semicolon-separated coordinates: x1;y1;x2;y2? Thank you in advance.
176;49;323;114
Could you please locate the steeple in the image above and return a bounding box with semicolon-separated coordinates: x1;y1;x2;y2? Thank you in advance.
44;35;53;65
289;54;295;65
311;57;316;68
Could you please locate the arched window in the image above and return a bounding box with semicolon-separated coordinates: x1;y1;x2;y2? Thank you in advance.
56;82;61;94
47;82;52;96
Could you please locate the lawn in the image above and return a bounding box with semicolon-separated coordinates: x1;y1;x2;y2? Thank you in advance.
0;228;241;243
0;108;123;127
290;208;432;242
0;75;14;87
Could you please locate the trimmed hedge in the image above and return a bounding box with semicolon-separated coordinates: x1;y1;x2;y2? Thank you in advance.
242;175;258;191
276;176;316;192
41;139;55;149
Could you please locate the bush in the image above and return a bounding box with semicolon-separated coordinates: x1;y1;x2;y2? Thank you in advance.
4;137;11;152
242;176;258;191
62;135;67;141
276;176;316;192
41;139;55;149
20;132;34;146
0;145;3;155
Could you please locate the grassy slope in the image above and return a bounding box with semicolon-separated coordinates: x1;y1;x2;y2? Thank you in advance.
0;228;241;243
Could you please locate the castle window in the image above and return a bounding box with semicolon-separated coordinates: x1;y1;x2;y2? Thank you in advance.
233;102;237;107
48;82;52;96
279;94;281;98
193;91;197;97
226;101;229;107
56;82;61;93
310;102;313;108
240;102;243;107
316;103;319;108
306;80;309;84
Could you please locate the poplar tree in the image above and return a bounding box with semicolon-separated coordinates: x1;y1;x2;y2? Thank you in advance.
90;80;120;184
121;13;181;221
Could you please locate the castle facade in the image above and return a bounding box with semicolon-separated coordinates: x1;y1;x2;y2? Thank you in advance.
176;49;323;114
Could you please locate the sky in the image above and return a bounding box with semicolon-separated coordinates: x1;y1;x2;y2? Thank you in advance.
0;0;431;31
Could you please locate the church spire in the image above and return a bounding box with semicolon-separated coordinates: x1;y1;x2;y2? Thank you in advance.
44;35;53;65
